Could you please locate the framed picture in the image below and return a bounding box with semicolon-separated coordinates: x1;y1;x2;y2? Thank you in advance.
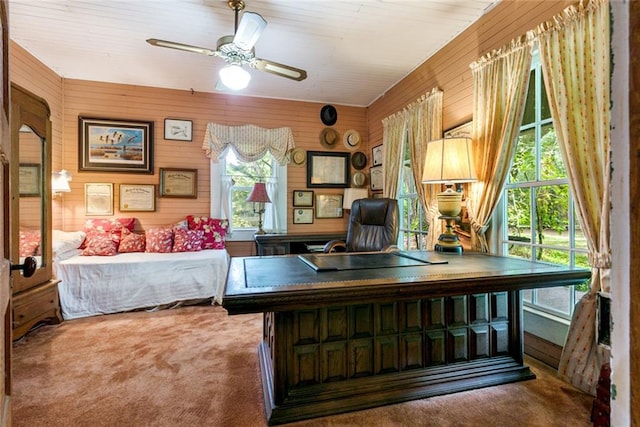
85;183;114;216
164;118;193;141
372;144;383;166
292;190;314;207
293;208;314;224
370;165;383;191
306;151;350;188
18;163;40;196
78;116;153;174
315;194;343;219
119;184;156;212
444;121;472;138
159;168;197;198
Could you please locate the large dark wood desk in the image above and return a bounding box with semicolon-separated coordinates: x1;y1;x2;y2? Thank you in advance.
224;251;590;425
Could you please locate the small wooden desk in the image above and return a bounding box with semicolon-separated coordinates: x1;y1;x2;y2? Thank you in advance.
224;252;590;425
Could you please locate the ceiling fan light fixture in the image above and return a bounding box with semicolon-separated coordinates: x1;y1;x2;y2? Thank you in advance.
219;64;251;90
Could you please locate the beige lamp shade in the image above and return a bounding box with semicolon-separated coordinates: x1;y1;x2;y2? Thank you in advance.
421;137;477;185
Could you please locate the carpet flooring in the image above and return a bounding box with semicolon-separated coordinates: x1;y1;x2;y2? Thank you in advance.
12;305;594;426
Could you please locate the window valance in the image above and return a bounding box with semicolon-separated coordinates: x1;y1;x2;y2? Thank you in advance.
202;123;295;165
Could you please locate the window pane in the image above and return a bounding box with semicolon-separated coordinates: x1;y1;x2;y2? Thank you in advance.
506;187;531;243
233;189;255;228
400;164;415;194
535;184;569;247
575;252;589;269
521;70;536;126
538;248;569;266
541;78;551;120
575;211;588;250
540;125;566;180
507;243;531;260
522;289;532;303
510;128;536;183
534;286;572;315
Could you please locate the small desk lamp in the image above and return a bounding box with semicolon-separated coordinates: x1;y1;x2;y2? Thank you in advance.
247;182;271;235
421;137;477;253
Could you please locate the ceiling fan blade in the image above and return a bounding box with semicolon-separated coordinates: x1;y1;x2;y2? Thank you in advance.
233;12;267;51
253;58;307;81
146;38;217;56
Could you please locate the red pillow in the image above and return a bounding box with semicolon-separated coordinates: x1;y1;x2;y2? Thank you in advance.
186;216;228;249
172;228;204;253
19;228;41;257
82;217;135;250
145;227;173;253
118;228;146;253
81;232;118;256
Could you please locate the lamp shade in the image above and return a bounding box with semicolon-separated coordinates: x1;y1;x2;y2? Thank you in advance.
52;170;71;193
247;182;271;204
343;188;368;209
421;137;477;184
219;64;251;90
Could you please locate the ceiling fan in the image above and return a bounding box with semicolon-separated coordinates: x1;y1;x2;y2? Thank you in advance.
147;0;307;90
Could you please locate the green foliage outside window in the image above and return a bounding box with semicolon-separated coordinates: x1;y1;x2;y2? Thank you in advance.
225;153;273;229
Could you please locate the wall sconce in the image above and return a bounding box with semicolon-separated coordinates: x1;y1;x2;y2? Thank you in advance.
52;170;71;197
246;182;271;235
421;137;477;253
343;188;368;211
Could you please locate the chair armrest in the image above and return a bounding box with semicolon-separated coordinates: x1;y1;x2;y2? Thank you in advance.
383;245;400;252
323;240;347;253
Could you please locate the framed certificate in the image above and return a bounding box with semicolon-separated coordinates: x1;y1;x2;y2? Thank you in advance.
19;163;40;196
159;168;197;198
293;190;314;207
315;194;343;219
293;208;314;224
370;165;383;191
119;184;156;212
85;183;114;216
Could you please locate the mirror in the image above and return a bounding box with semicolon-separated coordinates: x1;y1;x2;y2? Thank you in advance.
18;124;44;275
11;83;52;294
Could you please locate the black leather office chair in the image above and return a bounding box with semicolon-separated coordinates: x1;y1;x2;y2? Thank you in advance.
323;197;399;253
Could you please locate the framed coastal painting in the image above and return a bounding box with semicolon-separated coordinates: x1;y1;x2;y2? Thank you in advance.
78;116;154;174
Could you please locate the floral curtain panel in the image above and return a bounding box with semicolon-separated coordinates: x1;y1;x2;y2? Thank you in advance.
202;123;295;165
468;36;533;253
535;0;611;395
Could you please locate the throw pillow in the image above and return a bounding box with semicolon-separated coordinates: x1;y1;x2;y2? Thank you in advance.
186;216;229;249
81;232;118;256
82;217;135;250
145;227;173;253
118;228;146;253
19;228;41;257
172;228;204;252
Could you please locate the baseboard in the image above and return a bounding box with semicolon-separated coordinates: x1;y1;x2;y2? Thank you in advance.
524;331;563;369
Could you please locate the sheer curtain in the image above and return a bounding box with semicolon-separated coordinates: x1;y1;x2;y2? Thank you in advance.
467;36;533;253
406;88;444;250
535;0;611;395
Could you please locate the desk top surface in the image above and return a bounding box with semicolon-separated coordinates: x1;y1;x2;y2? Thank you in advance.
223;251;591;314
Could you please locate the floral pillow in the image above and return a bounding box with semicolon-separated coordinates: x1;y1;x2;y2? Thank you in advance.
118;228;146;253
172;228;204;253
82;217;136;250
186;216;228;250
145;227;173;253
19;228;41;257
81;232;118;256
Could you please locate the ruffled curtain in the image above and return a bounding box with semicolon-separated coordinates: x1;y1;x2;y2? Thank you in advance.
381;112;406;198
535;0;611;395
202;123;294;165
468;35;534;252
406;88;444;250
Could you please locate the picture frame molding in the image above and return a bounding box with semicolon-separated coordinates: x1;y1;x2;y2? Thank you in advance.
159;168;198;198
306;151;350;188
164;118;193;141
85;182;114;216
119;183;156;212
78;116;154;174
292;190;314;207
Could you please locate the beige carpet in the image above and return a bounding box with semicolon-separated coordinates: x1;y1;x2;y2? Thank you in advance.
12;305;594;426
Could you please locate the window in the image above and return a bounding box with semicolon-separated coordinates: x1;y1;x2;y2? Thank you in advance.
500;53;589;319
397;130;429;250
210;150;287;240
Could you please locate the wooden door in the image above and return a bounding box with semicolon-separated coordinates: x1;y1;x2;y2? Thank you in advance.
0;0;11;425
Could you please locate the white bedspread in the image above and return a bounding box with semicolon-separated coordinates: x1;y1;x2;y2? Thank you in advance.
56;249;229;320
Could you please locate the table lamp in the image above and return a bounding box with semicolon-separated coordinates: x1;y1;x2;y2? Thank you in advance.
247;182;271;235
343;188;369;210
421;137;477;253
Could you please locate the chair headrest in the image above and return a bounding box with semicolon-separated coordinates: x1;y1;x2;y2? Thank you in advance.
356;198;392;226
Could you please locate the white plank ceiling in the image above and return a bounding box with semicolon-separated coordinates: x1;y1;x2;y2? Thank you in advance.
8;0;496;106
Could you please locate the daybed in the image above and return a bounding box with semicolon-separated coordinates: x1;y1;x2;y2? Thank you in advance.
51;216;230;320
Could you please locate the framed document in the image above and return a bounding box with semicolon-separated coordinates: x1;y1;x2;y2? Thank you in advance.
293;190;314;207
159;168;197;198
85;183;114;216
315;194;343;218
19;163;40;196
164;118;193;141
119;184;156;212
370;165;383;191
307;151;350;188
293;208;314;224
372;144;383;166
